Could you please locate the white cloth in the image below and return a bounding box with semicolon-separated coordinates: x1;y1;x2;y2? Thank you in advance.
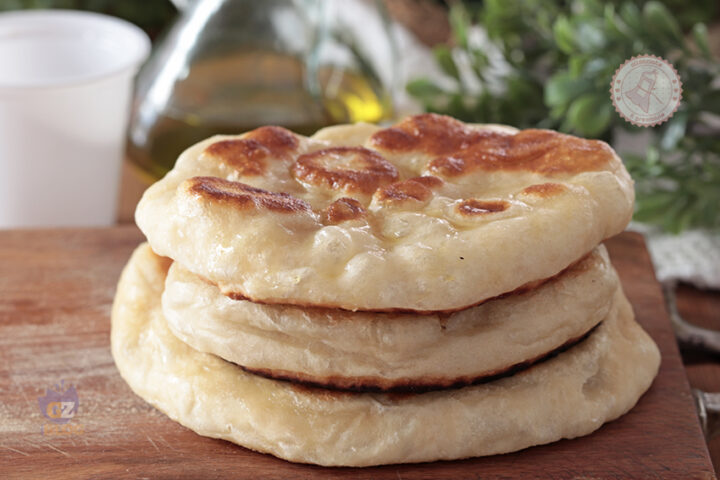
630;223;720;290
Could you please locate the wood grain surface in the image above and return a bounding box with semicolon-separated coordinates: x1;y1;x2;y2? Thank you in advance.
679;285;720;477
0;227;715;479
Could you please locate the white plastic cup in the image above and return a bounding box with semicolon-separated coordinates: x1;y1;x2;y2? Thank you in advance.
0;10;150;228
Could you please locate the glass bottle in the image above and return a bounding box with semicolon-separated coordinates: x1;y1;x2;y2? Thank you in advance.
127;0;397;180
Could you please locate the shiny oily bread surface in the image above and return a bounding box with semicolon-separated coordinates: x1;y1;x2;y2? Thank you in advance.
136;114;635;311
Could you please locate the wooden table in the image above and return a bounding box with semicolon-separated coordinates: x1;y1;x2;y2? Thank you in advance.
679;285;720;475
0;227;716;479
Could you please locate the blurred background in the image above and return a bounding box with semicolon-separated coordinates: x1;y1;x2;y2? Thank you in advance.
5;0;717;235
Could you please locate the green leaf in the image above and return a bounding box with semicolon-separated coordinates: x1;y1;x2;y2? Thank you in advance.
643;1;684;45
548;104;567;121
697;193;720;227
604;4;631;40
659;112;688;151
406;78;445;100
566;93;613;137
568;56;586;77
634;191;678;223
636;191;676;211
675;202;698;233
619;3;643;31
692;23;712;59
553;16;575;54
449;2;471;49
647;146;661;165
469;49;490;81
662;195;692;233
434;46;461;82
634;196;675;224
544;72;591;108
584;58;608;77
447;93;469;119
575;22;606;53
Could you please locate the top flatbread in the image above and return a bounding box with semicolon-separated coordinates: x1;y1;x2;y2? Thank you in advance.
136;114;634;311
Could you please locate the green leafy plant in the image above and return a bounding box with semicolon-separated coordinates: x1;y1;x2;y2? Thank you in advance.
407;0;720;233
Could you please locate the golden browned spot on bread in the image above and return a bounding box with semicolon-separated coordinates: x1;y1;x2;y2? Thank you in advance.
409;175;444;188
202;126;298;176
323;197;366;224
292;146;399;194
369;113;501;155
423;151;481;176
428;129;613;177
246;125;299;152
237;322;600;393
484;129;612;175
456;199;509;216
186;176;311;213
203;139;269;176
374;176;443;205
522;182;568;197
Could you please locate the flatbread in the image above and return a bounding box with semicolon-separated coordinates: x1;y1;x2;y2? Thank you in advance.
162;246;617;391
112;244;659;467
135;114;634;312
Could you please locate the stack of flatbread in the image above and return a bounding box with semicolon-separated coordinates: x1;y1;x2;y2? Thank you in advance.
112;114;660;467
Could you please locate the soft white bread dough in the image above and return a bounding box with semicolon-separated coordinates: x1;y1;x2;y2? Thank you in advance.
162;246;617;391
112;244;659;467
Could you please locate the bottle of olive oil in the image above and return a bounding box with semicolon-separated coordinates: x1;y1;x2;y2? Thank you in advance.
127;0;395;180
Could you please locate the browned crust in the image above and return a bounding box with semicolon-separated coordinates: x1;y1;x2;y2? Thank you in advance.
185;176;311;214
521;182;568;197
456;199;510;216
367;113;613;178
245;125;299;152
203;139;269;176
322;197;366;224
292;146;399;194
374;176;443;206
223;249;597;315
202;126;298;176
238;321;601;393
369;113;502;156
426;128;613;177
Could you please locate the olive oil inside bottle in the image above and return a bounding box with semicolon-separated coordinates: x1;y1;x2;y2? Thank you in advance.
127;51;392;180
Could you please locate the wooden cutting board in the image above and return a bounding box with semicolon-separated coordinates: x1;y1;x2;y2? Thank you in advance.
0;227;715;479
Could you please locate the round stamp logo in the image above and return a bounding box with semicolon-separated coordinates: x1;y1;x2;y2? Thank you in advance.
611;55;682;127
